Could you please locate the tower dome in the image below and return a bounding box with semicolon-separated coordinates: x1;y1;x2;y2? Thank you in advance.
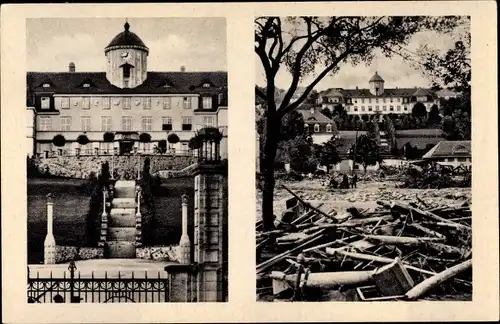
105;21;149;89
105;21;149;54
369;71;384;83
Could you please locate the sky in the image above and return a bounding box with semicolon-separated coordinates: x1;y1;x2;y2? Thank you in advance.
26;18;227;72
255;21;470;91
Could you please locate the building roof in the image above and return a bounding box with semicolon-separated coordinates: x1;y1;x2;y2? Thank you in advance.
298;107;334;124
27;71;227;104
105;22;148;53
369;72;384;82
435;89;459;98
320;87;437;99
422;140;471;159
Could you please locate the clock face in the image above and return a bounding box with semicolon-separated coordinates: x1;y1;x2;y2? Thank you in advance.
121;51;130;59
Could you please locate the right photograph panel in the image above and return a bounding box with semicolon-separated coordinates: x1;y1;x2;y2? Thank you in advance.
255;16;471;302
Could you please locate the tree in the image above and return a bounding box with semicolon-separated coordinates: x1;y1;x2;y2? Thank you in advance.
350;134;381;174
321;107;333;119
385;117;397;151
428;104;441;124
103;132;115;142
255;16;462;230
155;140;167;154
332;104;347;119
305;89;319;105
412;102;427;119
52;134;66;147
77;134;89;145
317;136;342;173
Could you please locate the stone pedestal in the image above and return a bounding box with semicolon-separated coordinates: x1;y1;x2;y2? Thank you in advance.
179;194;191;264
164;264;198;302
44;194;56;264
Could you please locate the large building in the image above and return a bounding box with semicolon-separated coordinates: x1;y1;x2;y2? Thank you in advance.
318;72;440;117
27;21;228;158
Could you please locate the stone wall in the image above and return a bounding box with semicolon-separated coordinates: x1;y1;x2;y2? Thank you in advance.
32;155;197;179
55;245;104;263
136;245;179;262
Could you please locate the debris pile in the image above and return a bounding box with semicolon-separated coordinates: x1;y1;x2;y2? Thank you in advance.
256;185;472;302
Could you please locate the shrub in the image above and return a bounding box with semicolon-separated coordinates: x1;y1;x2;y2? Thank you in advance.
103;132;115;142
157;140;167;154
167;133;180;144
139;133;152;143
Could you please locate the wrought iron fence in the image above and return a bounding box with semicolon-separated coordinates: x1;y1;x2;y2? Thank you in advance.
36;149;196;158
27;261;169;303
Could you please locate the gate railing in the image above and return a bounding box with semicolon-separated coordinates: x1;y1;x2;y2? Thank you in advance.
27;261;169;303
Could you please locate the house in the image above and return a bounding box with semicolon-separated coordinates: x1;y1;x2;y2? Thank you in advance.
422;140;471;168
297;105;336;145
318;72;440;117
27;21;228;158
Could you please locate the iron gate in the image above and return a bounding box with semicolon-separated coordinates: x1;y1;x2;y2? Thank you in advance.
27;261;169;303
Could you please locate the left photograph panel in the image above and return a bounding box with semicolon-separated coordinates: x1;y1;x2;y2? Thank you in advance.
26;17;228;303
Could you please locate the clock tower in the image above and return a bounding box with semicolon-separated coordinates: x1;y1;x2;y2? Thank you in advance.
105;21;149;89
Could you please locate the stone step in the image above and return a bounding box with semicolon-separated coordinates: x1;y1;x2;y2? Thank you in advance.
114;180;137;198
108;227;136;241
112;198;136;209
106;241;136;258
109;209;136;227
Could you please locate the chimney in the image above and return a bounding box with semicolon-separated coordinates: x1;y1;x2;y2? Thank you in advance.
68;62;75;72
356;86;359;90
180;66;186;72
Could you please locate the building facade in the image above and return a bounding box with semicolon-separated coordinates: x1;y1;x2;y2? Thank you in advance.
422;140;471;169
27;22;228;158
298;106;337;145
318;72;440;117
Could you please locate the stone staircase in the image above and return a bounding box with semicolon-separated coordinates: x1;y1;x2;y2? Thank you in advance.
107;180;137;258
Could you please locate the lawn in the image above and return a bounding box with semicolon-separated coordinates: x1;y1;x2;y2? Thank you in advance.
28;178;92;264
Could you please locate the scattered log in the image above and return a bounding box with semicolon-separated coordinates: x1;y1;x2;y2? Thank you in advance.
390;202;471;230
282;184;338;222
404;259;472;300
406;223;446;239
363;234;445;245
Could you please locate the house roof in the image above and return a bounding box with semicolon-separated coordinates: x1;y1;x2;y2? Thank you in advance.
27;71;227;104
422;140;471;159
105;22;148;53
435;89;459;98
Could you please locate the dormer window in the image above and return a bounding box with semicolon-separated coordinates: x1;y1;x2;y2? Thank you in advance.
42;83;51;88
314;124;320;132
41;97;50;109
123;66;131;79
83;83;90;88
326;124;332;132
202;83;211;88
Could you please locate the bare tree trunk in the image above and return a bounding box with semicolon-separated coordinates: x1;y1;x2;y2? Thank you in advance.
261;112;279;231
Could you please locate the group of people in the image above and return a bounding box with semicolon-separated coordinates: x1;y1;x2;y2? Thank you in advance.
328;172;358;189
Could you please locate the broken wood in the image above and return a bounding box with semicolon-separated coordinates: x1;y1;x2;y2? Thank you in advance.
404;259;472;300
363;234;445;245
406;223;446;239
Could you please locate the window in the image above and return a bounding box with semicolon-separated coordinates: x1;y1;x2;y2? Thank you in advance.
397;105;401;111
390;98;393;103
163;97;171;109
354;99;357;103
354;107;358;112
368;98;372;103
123;97;131;109
183;97;191;109
382;98;386;103
375;106;379;111
39;117;52;131
101;116;112;131
81;116;91;131
202;97;212;109
82;97;90;109
41;97;50;109
389;106;394;111
83;83;90;88
143;97;151;109
42;83;51;88
60;116;71;131
102;97;110;109
397;98;400;102
123;66;131;78
368;107;373;112
404;105;408;111
326;124;332;132
361;98;365;104
353;106;357;110
142;116;152;131
382;106;386;111
122;116;132;131
202;83;211;88
203;116;214;127
304;123;309;130
375;98;379;103
314;124;320;132
162;117;172;131
61;98;70;109
182;116;192;131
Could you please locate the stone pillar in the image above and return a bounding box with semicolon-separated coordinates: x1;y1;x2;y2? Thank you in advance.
44;193;56;264
102;188;108;217
193;162;227;302
179;194;191;264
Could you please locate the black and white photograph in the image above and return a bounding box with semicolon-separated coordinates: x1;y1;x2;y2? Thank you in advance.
25;17;228;303
255;16;473;302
